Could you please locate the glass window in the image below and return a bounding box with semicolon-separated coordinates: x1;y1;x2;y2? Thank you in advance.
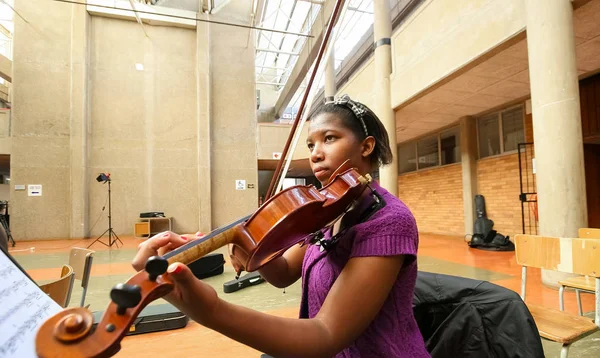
417;135;439;169
440;127;460;165
478;113;501;158
398;142;416;173
502;106;525;152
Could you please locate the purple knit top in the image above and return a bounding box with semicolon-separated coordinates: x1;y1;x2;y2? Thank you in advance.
299;181;430;357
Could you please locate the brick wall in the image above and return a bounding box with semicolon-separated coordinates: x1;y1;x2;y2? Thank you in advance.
398;163;464;236
396;111;533;238
397;151;525;238
476;153;523;238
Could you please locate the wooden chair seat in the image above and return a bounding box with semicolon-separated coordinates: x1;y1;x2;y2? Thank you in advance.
527;303;598;344
559;276;596;292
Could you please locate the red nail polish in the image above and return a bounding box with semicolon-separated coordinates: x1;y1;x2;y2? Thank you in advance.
162;233;169;238
169;264;183;274
181;236;188;241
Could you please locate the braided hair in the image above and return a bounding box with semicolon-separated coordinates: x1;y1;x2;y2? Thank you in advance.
311;94;393;168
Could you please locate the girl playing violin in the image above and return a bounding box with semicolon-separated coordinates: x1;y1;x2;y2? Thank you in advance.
133;95;430;357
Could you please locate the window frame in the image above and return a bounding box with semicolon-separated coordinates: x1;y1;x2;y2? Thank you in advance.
398;124;461;174
476;104;526;160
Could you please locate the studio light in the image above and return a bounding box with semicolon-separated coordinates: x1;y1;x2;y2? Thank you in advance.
96;173;111;183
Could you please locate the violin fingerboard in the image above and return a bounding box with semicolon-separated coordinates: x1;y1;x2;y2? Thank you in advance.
167;228;237;266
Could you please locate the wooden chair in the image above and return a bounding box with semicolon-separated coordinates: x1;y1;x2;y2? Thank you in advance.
39;264;75;308
558;228;600;316
515;234;600;358
69;247;95;307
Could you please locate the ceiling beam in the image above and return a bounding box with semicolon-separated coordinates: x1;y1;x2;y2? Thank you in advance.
273;0;335;118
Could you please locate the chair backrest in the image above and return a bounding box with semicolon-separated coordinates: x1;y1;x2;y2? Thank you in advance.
579;228;600;239
69;247;94;288
514;234;600;278
39;264;75;307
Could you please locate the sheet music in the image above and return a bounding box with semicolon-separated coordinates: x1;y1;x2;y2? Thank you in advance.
0;251;62;358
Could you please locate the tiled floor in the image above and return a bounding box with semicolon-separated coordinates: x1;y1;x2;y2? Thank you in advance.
9;233;600;357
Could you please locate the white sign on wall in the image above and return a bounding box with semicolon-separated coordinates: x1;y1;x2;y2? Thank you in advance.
236;180;246;190
28;184;42;196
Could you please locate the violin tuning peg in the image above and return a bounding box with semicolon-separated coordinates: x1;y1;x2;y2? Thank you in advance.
110;283;142;315
145;256;169;281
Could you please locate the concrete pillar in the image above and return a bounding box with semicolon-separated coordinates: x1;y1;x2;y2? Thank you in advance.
324;47;335;102
69;3;91;238
197;11;212;234
373;0;398;195
13;0;81;239
460;116;478;235
525;0;588;286
209;1;259;228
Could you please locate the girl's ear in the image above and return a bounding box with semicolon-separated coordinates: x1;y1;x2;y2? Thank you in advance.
361;136;376;158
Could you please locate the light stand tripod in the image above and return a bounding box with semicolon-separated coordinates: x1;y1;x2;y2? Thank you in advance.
88;174;123;249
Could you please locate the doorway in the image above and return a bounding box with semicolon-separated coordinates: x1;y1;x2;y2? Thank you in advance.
584;144;600;228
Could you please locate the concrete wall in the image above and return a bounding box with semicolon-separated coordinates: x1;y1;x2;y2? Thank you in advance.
0;110;9;138
88;17;199;237
0;109;10;154
337;58;376;111
257;83;279;123
0;53;11;83
11;0;257;240
12;0;80;240
257;123;309;160
0;184;8;201
209;2;258;227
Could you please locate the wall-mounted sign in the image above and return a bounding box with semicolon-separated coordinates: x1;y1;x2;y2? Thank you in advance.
236;180;246;190
28;184;42;196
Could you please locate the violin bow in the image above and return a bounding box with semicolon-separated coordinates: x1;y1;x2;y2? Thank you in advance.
264;0;347;200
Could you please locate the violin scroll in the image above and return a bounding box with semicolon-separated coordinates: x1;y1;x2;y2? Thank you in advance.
52;308;94;343
36;255;175;358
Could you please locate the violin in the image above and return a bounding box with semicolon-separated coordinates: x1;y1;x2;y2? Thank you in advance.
35;164;372;358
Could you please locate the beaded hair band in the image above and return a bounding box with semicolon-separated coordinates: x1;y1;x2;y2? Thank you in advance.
326;94;369;137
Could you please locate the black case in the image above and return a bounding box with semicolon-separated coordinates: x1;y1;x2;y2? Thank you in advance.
223;271;265;293
189;253;225;279
139;212;165;218
93;303;188;336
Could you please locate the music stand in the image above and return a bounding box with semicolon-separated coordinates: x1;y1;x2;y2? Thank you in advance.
87;173;123;249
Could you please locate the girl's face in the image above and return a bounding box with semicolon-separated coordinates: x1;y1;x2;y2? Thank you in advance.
306;113;374;186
